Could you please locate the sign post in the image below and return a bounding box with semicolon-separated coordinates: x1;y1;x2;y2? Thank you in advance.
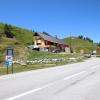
5;47;14;74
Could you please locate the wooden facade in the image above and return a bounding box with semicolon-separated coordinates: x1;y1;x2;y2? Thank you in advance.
33;32;70;53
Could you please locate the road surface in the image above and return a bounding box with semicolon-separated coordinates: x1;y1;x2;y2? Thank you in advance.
0;58;100;100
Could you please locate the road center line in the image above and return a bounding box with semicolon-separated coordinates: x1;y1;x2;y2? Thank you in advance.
6;71;86;100
5;83;54;100
6;88;42;100
64;71;86;80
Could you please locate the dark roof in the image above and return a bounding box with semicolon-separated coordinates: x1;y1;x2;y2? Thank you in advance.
34;32;69;46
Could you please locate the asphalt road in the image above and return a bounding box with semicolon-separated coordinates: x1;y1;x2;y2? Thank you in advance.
0;58;100;100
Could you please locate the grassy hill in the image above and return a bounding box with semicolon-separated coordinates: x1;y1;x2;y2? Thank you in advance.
0;22;99;64
64;37;98;54
0;23;34;63
0;23;33;45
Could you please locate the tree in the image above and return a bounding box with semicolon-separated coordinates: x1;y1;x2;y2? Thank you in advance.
85;37;93;43
78;35;84;39
97;42;100;47
83;37;85;40
4;24;14;38
42;32;50;36
78;35;93;43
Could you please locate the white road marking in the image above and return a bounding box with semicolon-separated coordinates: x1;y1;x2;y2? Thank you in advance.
5;83;54;100
6;88;41;100
6;71;87;100
64;71;86;80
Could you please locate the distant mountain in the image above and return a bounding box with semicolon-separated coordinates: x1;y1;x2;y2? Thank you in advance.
64;37;98;54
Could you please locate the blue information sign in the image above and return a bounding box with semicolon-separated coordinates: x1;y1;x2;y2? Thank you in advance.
5;56;13;67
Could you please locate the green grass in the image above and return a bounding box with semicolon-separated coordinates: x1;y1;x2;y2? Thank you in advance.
0;23;34;45
0;56;84;76
12;26;33;45
0;22;34;63
27;49;83;60
0;50;85;76
0;64;56;75
0;22;34;55
64;37;97;53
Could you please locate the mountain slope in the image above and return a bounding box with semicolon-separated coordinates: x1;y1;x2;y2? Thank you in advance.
0;23;33;45
64;37;97;53
0;23;34;63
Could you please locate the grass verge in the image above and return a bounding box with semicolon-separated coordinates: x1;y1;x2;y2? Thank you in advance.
0;57;83;76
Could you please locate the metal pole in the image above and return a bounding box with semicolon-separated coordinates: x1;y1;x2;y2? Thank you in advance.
12;63;13;74
7;64;9;74
12;49;14;74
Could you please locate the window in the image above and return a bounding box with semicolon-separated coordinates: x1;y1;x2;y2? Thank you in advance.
37;43;41;45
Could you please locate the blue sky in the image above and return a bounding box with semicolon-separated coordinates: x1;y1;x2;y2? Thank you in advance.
0;0;100;42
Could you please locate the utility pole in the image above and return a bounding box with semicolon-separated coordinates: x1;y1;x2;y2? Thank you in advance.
69;32;72;53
